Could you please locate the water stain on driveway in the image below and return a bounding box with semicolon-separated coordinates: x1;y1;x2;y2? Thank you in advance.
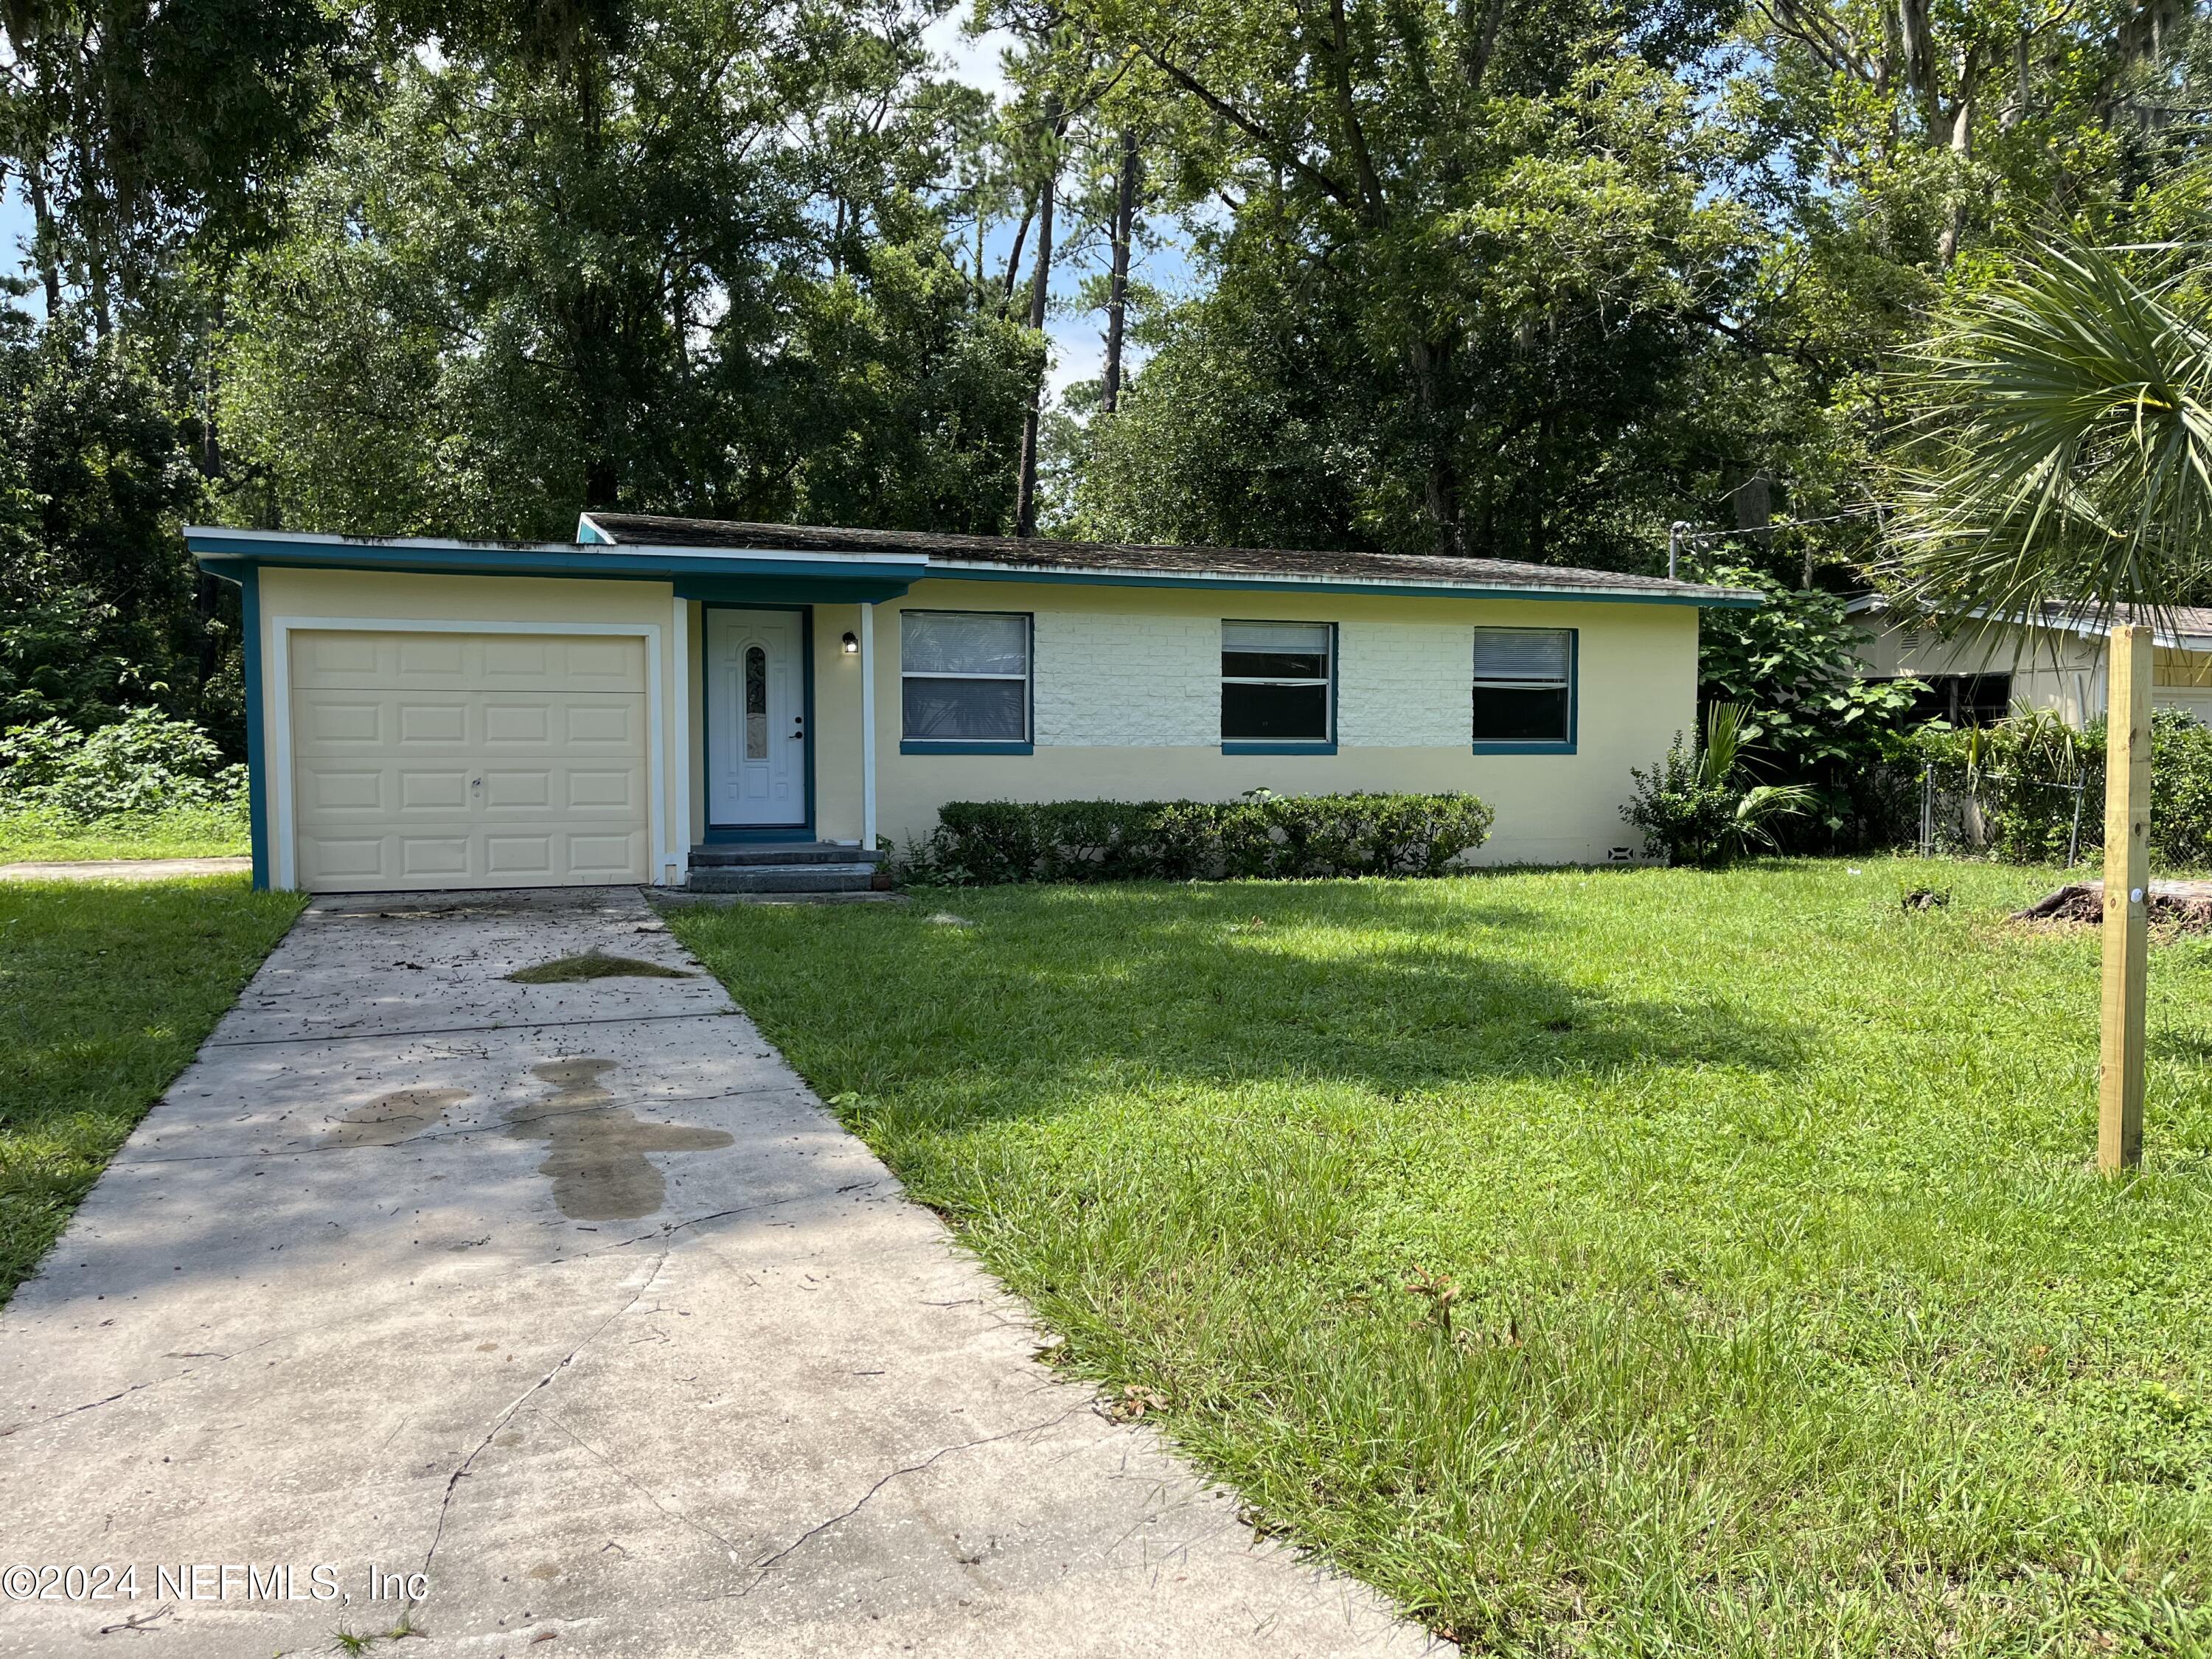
506;1058;734;1220
322;1088;469;1148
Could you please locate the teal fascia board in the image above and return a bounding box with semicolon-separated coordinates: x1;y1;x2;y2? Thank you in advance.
673;574;911;605
239;565;270;889
186;535;918;596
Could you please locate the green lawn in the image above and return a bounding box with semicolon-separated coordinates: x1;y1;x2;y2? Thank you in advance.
0;877;304;1305
672;859;2212;1656
0;807;251;863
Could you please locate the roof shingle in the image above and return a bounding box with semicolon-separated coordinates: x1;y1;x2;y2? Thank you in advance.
582;513;1754;602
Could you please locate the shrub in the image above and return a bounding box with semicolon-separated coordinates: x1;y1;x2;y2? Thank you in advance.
0;709;247;821
897;790;1495;885
1909;707;2212;868
1693;561;1924;848
1623;703;1815;867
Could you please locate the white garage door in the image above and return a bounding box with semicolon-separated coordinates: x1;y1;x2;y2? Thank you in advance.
288;630;650;893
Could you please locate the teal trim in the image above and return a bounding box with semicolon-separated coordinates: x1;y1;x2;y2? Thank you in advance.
1224;742;1338;755
1470;627;1578;755
700;604;815;838
922;564;1759;608
238;566;270;889
675;574;911;604
187;535;922;591
900;740;1033;755
575;515;613;544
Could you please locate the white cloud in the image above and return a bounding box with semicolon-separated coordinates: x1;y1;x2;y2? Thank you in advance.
920;9;1014;102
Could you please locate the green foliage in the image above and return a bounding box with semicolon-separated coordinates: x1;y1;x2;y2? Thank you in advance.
1914;707;2212;869
1884;241;2212;628
1694;561;1924;845
1054;0;1750;563
0;316;221;737
217;1;1034;539
1624;701;1816;866
0;709;245;821
900;792;1495;885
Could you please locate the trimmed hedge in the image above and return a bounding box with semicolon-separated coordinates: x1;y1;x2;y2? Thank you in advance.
898;792;1495;885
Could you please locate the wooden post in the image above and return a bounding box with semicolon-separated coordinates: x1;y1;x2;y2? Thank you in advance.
2098;623;2153;1172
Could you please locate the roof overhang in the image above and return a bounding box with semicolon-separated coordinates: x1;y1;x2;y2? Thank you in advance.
914;556;1759;607
191;524;1759;610
186;527;924;605
1848;593;2212;653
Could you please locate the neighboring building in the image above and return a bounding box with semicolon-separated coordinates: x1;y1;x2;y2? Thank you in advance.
1849;595;2212;728
186;515;1759;894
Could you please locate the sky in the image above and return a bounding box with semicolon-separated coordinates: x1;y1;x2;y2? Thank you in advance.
0;18;1194;388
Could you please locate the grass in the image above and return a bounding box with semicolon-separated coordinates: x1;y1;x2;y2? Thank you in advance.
0;806;250;863
672;858;2212;1656
0;877;305;1306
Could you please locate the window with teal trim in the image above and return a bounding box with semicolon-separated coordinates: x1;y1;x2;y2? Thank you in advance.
1222;621;1332;742
902;611;1031;742
1472;628;1572;745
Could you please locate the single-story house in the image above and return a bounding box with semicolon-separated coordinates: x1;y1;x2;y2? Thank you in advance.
185;515;1759;894
1849;595;2212;728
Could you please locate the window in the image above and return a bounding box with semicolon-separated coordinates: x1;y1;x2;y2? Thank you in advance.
901;611;1031;750
1222;621;1334;748
1472;628;1574;748
743;645;768;759
1872;672;2011;728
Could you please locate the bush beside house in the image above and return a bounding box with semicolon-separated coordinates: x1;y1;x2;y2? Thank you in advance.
0;709;248;856
900;792;1495;885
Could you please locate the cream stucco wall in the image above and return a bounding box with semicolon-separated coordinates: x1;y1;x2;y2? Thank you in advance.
251;566;1704;881
869;580;1700;866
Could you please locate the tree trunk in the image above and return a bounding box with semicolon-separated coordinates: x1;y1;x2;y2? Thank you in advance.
1936;63;1978;266
1100;131;1139;414
24;157;62;319
1013;143;1059;538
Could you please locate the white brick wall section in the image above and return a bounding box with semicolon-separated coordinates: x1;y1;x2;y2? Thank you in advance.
1033;611;1219;747
1337;620;1470;748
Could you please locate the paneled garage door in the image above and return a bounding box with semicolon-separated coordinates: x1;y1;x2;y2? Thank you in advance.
288;630;650;893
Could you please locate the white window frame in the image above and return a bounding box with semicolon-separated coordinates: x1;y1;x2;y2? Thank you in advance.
899;609;1034;748
1471;625;1576;753
1220;619;1336;749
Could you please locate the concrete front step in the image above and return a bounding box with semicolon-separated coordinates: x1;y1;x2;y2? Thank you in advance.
686;863;881;894
689;841;883;868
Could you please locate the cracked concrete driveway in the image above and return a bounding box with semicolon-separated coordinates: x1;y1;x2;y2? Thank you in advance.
0;888;1436;1658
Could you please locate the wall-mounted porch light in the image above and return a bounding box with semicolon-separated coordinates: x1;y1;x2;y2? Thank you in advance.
841;631;860;655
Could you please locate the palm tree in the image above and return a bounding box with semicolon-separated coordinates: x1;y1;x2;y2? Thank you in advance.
1883;238;2212;1171
1885;240;2212;630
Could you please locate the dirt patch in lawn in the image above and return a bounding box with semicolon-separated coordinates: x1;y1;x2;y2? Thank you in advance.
507;952;690;984
2014;881;2212;933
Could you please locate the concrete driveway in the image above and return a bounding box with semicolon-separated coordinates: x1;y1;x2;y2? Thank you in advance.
0;888;1435;1657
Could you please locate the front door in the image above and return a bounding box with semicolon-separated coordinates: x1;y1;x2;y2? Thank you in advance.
707;608;807;830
